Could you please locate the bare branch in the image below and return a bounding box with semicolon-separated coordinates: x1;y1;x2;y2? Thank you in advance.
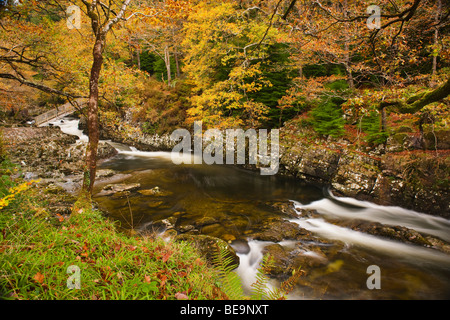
0;73;85;99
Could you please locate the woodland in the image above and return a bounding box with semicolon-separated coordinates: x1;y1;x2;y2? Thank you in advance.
0;0;449;194
0;0;449;301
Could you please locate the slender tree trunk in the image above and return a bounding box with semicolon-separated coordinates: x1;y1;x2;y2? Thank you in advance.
343;0;354;89
174;47;181;78
432;0;441;79
164;44;172;86
137;48;141;70
82;34;105;196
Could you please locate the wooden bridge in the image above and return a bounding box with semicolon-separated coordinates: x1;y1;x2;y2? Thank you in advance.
34;99;86;126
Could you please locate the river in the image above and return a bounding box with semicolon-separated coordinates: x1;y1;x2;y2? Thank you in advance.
50;117;450;300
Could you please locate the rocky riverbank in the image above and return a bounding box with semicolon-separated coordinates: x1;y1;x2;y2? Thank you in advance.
2;125;118;211
278;125;450;219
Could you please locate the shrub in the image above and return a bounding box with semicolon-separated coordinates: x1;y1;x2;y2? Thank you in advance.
310;101;345;138
359;111;389;145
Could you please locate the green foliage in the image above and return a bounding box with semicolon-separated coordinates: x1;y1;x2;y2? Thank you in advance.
324;79;349;92
212;242;244;300
310;101;345;138
139;51;178;83
359;112;388;145
302;63;346;78
247;43;299;127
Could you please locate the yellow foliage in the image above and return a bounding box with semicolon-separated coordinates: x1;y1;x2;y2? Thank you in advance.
0;180;39;210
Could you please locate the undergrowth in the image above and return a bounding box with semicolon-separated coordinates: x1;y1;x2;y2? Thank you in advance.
0;160;224;300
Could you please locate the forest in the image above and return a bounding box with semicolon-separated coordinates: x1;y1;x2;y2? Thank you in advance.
0;0;449;302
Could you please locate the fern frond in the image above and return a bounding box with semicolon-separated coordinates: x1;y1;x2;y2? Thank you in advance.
212;242;244;300
250;255;272;300
278;268;305;296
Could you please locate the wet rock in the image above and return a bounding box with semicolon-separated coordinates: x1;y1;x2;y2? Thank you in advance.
230;239;251;254
295;208;321;219
262;243;330;277
222;234;236;242
251;219;310;242
138;187;173;197
143;217;176;234
174;234;240;269
194;216;220;227
177;224;196;233
96;169;116;178
78;115;88;134
341;220;433;247
148;201;165;208
266;201;300;218
425;236;450;254
262;244;291;275
290;248;329;269
102;183;141;194
111;191;131;199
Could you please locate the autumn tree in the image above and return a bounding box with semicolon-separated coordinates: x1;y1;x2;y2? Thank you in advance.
130;0;193;86
182;0;297;129
0;2;85;104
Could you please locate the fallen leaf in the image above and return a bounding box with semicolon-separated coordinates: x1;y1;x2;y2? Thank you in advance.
158;274;168;287
162;252;171;263
144;275;152;283
33;272;44;284
56;214;64;222
128;245;137;251
175;292;189;300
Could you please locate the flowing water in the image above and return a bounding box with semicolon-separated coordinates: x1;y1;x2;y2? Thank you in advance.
51;117;450;300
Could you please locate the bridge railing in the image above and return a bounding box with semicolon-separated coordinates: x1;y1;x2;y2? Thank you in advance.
34;99;86;126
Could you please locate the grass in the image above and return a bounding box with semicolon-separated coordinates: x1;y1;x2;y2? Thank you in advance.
0;161;226;300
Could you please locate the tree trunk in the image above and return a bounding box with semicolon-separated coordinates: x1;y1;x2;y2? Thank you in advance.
137;48;141;70
342;0;354;89
174;47;181;78
432;0;441;78
82;34;105;197
164;45;172;86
